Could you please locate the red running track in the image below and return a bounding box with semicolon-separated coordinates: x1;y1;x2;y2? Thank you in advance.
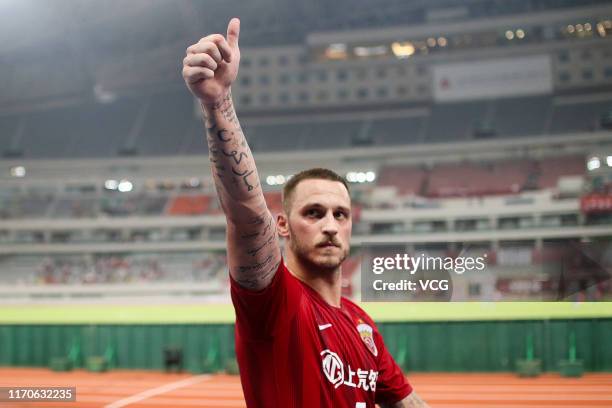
0;368;611;407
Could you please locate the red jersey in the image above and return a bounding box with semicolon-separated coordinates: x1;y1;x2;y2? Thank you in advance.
231;258;412;407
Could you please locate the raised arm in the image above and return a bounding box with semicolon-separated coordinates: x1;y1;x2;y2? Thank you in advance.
182;18;281;291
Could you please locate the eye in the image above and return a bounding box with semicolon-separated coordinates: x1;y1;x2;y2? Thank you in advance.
334;211;348;220
306;208;321;217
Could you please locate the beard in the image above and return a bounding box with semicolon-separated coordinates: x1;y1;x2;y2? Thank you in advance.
288;224;348;274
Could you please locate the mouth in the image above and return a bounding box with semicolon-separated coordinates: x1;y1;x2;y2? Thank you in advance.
317;242;340;248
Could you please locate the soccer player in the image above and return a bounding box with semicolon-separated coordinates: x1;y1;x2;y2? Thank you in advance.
182;18;429;408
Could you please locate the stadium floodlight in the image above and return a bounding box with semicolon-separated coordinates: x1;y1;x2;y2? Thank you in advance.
346;171;376;183
354;45;387;57
104;179;119;190
391;42;415;58
587;157;601;171
325;43;348;60
437;37;447;47
265;174;290;186
607;156;612;167
9;165;26;177
516;29;525;39
118;180;133;193
188;177;201;188
505;30;514;40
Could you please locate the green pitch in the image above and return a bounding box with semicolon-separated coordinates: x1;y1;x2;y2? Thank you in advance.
0;302;610;324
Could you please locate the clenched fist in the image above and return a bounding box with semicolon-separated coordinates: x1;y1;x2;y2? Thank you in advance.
183;18;240;105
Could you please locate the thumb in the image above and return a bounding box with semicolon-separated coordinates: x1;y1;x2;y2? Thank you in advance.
227;18;240;48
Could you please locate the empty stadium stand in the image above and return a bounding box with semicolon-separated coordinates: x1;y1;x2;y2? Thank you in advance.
376;155;585;199
167;194;212;216
377;165;427;196
537;155;587;189
3;94;610;159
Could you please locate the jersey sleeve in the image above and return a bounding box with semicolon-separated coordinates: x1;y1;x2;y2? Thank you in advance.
373;326;413;405
230;257;303;339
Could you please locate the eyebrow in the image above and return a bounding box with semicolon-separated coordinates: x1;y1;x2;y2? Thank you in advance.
301;202;351;213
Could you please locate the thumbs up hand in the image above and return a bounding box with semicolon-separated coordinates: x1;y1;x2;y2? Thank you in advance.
183;18;241;106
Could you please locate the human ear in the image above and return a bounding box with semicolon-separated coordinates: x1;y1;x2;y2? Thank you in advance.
277;213;290;238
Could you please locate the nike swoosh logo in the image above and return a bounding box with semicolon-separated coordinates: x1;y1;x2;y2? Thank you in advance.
318;323;332;331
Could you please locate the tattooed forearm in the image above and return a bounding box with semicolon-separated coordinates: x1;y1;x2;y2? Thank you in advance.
217;129;232;142
206;124;233;144
205;91;240;126
208;144;221;163
222;149;248;165
201;90;281;291
203;91;260;202
231;167;257;191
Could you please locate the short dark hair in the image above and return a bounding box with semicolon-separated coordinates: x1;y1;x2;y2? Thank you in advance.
282;168;350;214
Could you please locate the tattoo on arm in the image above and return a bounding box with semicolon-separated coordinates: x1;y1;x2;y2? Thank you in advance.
205;96;258;198
262;217;273;236
234;253;280;290
206;92;240;126
246;234;276;257
231;167;257;191
246;215;265;225
202;92;281;291
231;210;279;289
236;254;274;273
217;129;231;142
240;231;260;240
222;149;248;165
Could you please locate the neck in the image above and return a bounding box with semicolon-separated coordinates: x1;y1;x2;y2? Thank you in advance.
285;250;342;308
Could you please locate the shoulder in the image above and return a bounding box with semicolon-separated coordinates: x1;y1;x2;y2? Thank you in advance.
341;297;378;327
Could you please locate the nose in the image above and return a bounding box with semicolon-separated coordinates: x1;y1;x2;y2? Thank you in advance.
321;212;338;236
